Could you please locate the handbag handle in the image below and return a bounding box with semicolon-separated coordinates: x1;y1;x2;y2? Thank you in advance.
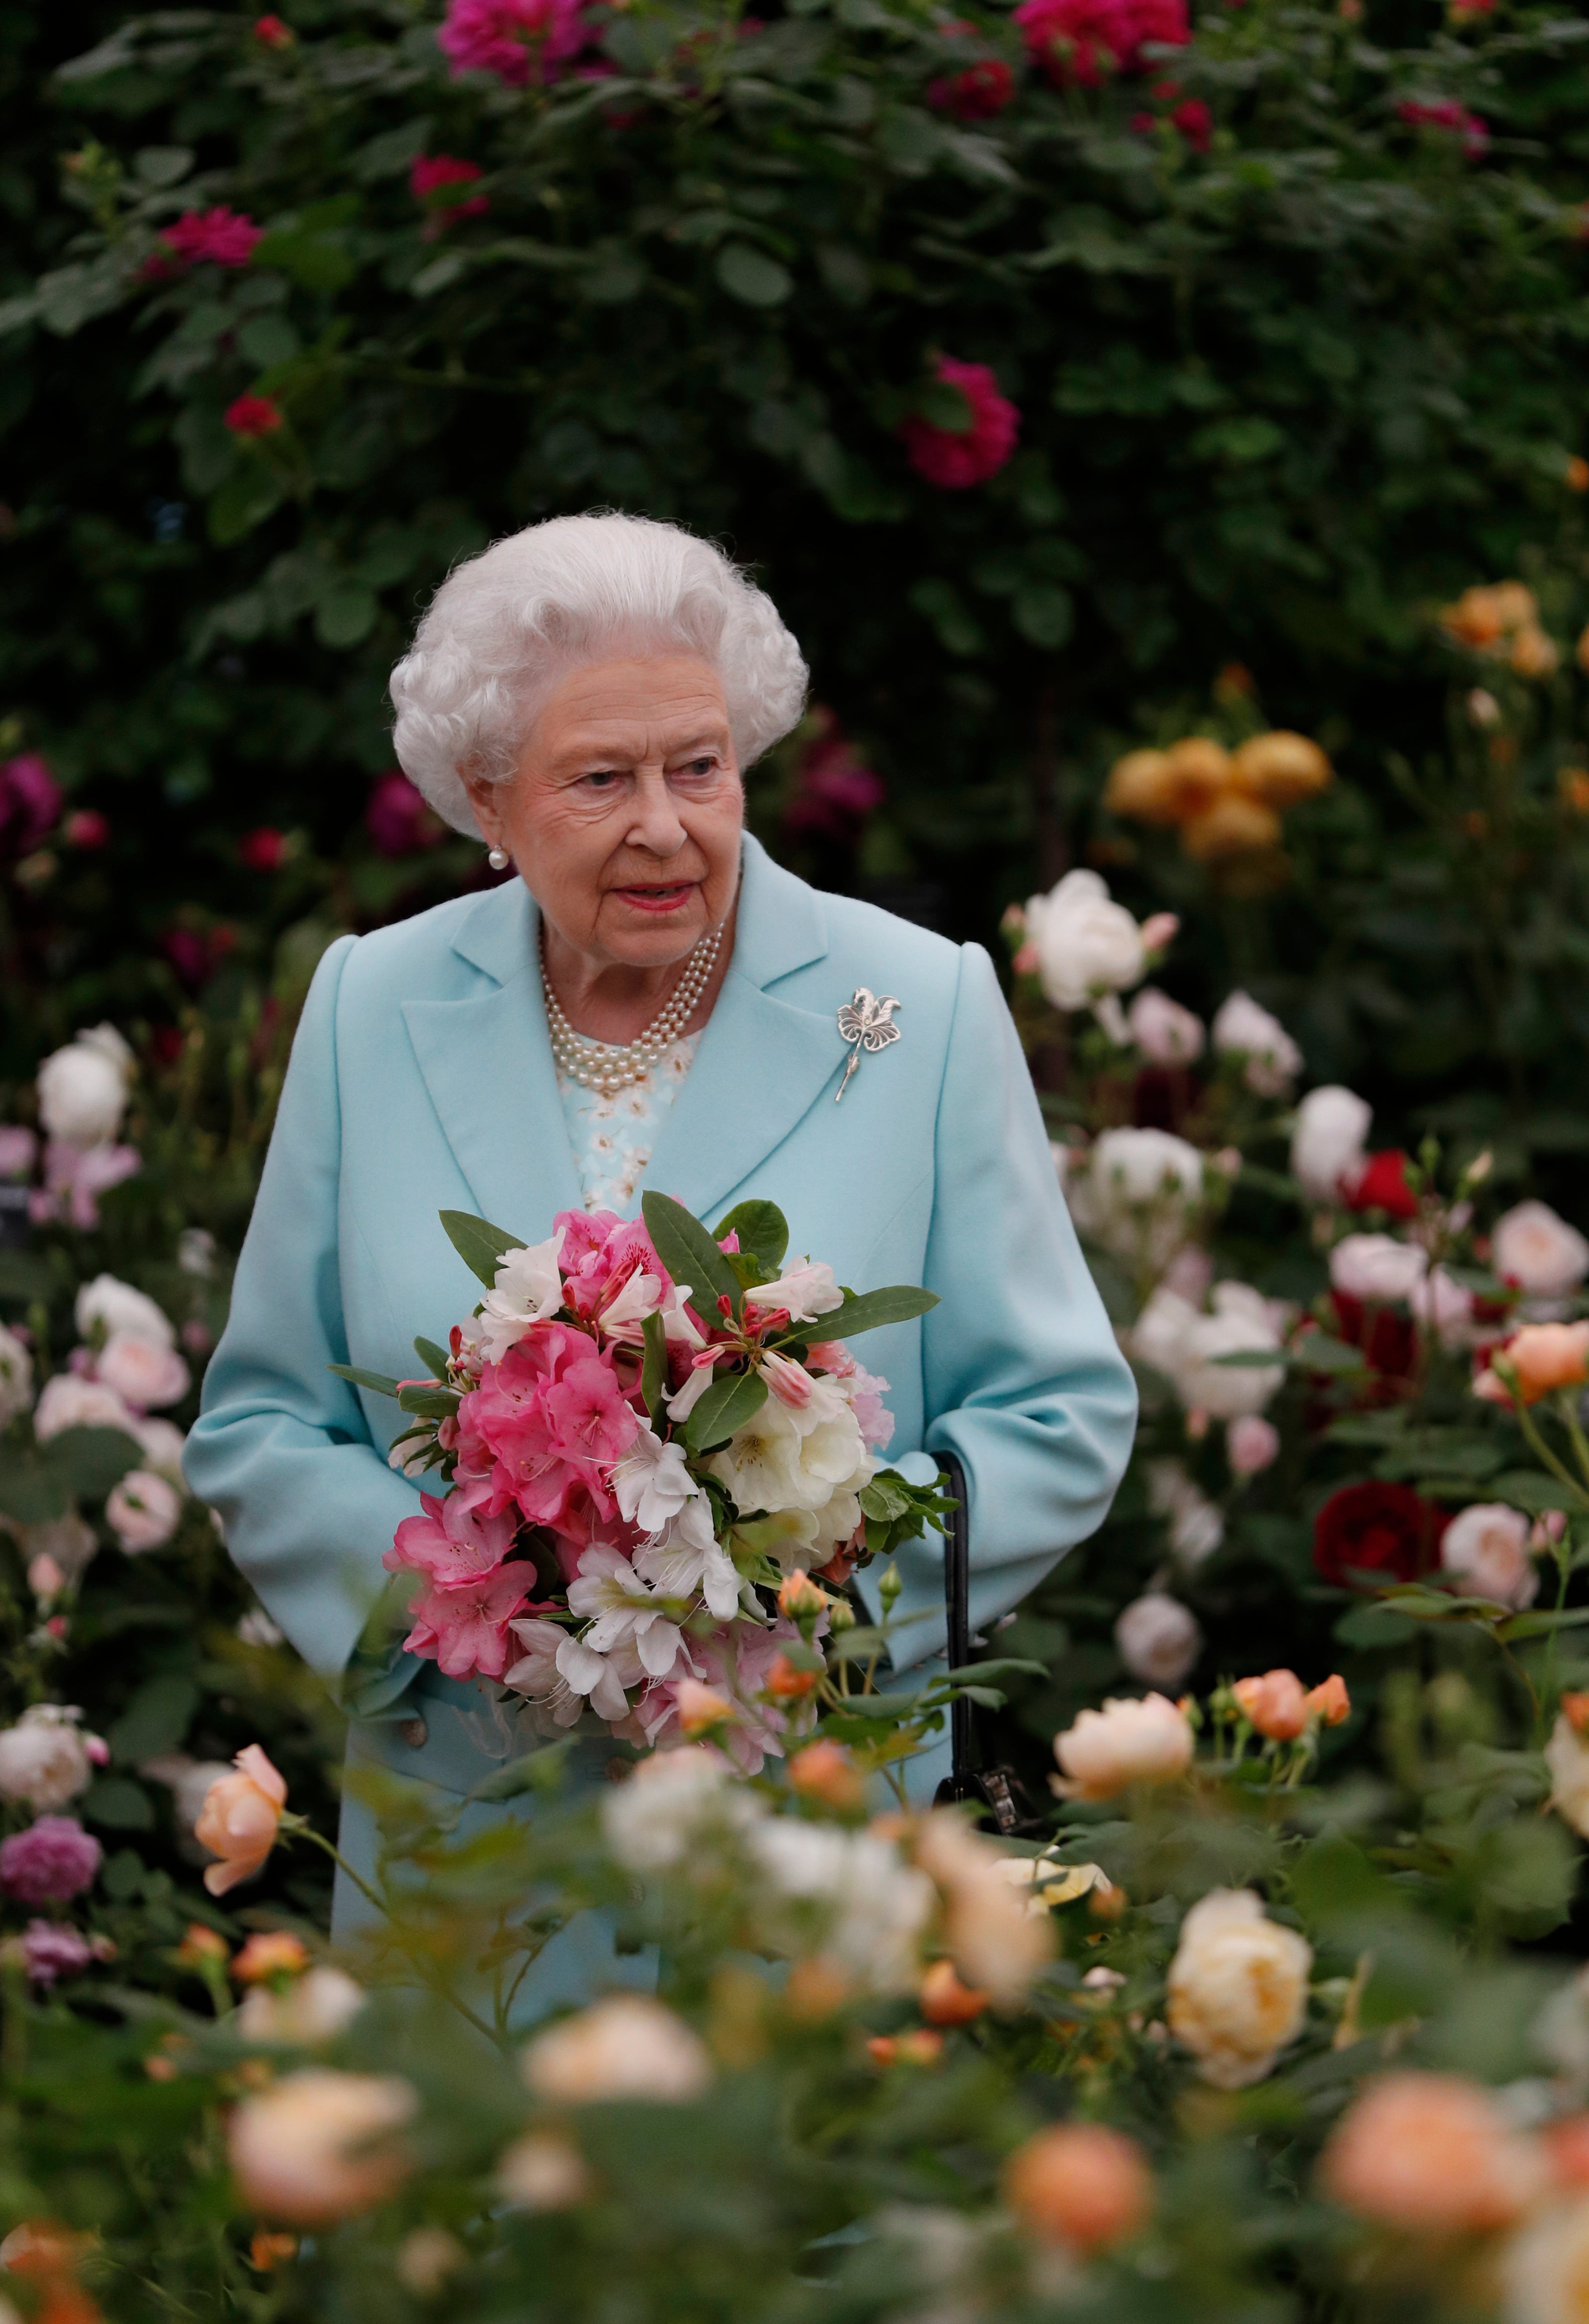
933;1451;1039;1835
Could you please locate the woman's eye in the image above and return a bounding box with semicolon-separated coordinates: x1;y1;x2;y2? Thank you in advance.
677;757;716;780
582;769;622;790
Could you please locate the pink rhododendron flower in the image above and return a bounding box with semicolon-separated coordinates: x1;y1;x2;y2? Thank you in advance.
160;207;264;268
385;1477;519;1585
0;754;62;855
403;1566;535;1678
899;357;1019;489
1013;0;1186;84
410;154;490;231
437;0;589;86
454;1321;637;1536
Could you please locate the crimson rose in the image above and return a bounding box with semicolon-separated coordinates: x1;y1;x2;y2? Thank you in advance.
1313;1481;1448;1588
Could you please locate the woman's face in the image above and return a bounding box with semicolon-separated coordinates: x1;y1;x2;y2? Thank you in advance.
464;655;744;969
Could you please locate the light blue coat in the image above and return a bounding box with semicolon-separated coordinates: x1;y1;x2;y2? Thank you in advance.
185;836;1136;1972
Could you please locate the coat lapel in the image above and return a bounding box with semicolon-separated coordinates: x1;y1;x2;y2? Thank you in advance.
401;881;584;1239
641;837;842;1222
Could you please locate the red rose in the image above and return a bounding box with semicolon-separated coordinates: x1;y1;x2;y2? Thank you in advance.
239;826;287;872
1345;1149;1420;1221
1313;1481;1448;1589
225;394;284;439
1330;1290;1417;1386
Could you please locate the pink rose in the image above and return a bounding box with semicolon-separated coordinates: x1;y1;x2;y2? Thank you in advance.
1227;1414;1279;1476
437;0;590;85
899;357;1019;490
160;208;264;268
96;1331;191;1411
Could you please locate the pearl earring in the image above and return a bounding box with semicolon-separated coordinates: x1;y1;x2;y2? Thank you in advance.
487;845;510;871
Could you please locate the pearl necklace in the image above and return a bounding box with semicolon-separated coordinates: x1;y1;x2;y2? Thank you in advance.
541;924;723;1096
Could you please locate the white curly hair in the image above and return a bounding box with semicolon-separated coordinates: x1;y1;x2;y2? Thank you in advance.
389;511;809;837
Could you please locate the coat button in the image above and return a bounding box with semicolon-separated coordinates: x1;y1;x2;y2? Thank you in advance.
397;1715;428;1749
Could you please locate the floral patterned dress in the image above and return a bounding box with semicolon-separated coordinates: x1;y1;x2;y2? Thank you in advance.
553;1033;700;1215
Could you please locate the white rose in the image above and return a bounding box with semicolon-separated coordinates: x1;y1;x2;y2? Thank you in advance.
522;1995;714;2103
1329;1233;1428;1303
1501;2199;1589;2324
1146;1459;1225;1569
1545;1712;1589;1836
1115;1593;1203;1689
0;1324;33;1424
496;2133;591;2212
1211;991;1303;1097
1127;988;1205;1065
1410;1265;1476;1351
1166;1888;1311;2089
0;1703;96;1811
106;1469;183;1553
32;1373;137;1440
1071;1128;1205;1273
1494;1201;1589;1302
74;1274;174;1349
1053;1693;1195;1800
1025;871;1147;1012
751;1820;935;1994
96;1332;190;1412
1133;1285;1283;1418
1440;1504;1539;1611
36;1027;133;1146
1291;1086;1372;1203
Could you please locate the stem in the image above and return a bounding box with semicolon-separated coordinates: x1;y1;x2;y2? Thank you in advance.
1511;1395;1589;1504
288;1826;505;2050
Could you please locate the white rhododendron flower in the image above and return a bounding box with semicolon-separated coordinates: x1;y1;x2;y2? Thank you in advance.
1211;991;1303;1097
0;1704;100;1810
1166;1889;1311;2089
477;1232;567;1361
1329;1233;1427;1303
554;1631;644;1723
1127;987;1205;1065
707;1391;874;1559
601;1747;759;1874
0;1323;33;1424
36;1024;133;1146
106;1469;183;1554
742;1260;844;1324
1053;1694;1195;1800
1291;1085;1371;1202
523;1995;714;2104
74;1274;174;1349
1493;1200;1589;1302
1146;1459;1225;1568
1546;1711;1589;1837
32;1373;136;1440
1440;1503;1539;1610
750;1819;934;1994
632;1497;742;1621
611;1423;700;1535
566;1545;686;1679
1115;1593;1204;1689
97;1331;190;1411
1132;1282;1285;1418
1024;871;1147;1012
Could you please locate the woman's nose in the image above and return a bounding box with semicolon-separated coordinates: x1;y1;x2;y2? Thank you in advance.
625;765;687;855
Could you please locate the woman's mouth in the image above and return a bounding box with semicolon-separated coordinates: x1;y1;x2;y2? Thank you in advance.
614;883;695;915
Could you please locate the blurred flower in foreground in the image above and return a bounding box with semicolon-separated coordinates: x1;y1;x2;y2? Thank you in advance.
1166;1888;1311;2088
1320;2071;1543;2230
1439;579;1556;674
0;1815;102;1905
523;1995;714;2102
366;770;445;856
1005;2121;1152;2252
229;2070;417;2222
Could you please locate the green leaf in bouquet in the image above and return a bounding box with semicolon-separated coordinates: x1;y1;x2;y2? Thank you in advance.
640;1310;668;1423
713;1199;789;1274
440;1208;527;1288
397;1384;460;1417
413;1336;451;1379
685;1366;768;1453
642;1191;742;1318
777;1284;939;1346
329;1362;403;1399
859;1466;955;1559
43;1425;142;1500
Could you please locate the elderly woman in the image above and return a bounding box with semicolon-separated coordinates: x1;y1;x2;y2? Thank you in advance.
186;513;1136;1987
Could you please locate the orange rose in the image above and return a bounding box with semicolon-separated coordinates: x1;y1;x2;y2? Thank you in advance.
1180;793;1284;862
1319;2071;1544;2232
232;1931;309;1985
919;1957;991;2026
1305;1674;1351;1727
765;1653;819;1701
787;1740;863;1813
1005;2123;1152;2254
1232;1669;1310;1742
1230;731;1333;809
195;1744;287;1896
1475;1320;1589;1406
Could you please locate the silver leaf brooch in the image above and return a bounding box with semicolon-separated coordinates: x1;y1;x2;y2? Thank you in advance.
835;987;902;1102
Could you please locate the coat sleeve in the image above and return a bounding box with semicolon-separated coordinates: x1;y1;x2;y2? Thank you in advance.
182;935;424;1706
869;940;1138;1673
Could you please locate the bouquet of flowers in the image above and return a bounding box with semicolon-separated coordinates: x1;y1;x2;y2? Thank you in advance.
338;1195;948;1768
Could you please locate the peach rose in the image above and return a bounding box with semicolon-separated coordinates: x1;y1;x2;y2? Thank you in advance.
1005;2121;1153;2254
228;2069;416;2224
1306;1675;1351;1727
919;1958;991;2026
1475;1322;1589;1407
523;1995;713;2104
194;1745;287;1896
1053;1694;1195;1801
788;1741;864;1814
1232;1669;1310;1742
1319;2071;1544;2233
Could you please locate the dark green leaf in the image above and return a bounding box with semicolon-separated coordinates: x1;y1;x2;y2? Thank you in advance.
81;1777;156;1831
413;1337;450;1379
329;1363;402;1399
713;1200;789;1274
44;1425;143;1499
686;1367;769;1454
776;1285;938;1345
440;1208;526;1288
108;1676;200;1764
641;1311;667;1423
1489;1470;1589;1515
641;1191;741;1317
716;242;793;306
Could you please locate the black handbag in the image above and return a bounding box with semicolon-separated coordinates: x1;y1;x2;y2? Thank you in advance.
930;1452;1042;1837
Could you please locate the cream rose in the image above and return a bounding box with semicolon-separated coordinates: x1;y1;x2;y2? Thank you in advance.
522;1995;714;2103
74;1274;175;1349
1053;1693;1194;1800
1494;1200;1589;1302
1291;1086;1371;1203
0;1704;99;1811
912;1811;1052;2006
1126;987;1205;1065
36;1025;134;1147
228;2069;417;2223
1165;1888;1311;2089
1329;1233;1427;1303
